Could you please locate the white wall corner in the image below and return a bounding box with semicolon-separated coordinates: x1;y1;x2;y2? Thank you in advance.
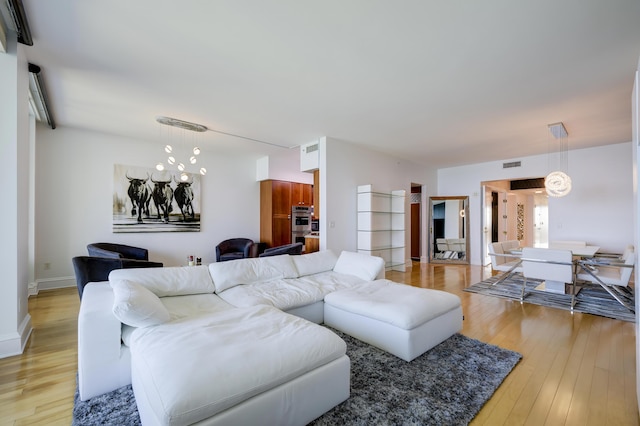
300;140;320;172
256;156;269;181
0;314;32;359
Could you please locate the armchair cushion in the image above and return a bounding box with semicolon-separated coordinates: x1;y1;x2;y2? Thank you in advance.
111;280;170;328
87;243;149;261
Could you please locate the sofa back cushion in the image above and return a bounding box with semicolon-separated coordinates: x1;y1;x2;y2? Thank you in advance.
209;254;299;293
109;265;215;297
292;250;338;277
111;279;171;327
333;251;385;281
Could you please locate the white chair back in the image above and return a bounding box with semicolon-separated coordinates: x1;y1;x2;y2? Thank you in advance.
488;242;505;268
522;247;573;283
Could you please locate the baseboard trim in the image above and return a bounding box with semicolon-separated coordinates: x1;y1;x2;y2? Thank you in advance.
0;313;32;359
31;276;75;295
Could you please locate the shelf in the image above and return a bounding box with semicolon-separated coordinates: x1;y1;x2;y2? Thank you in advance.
357;185;405;272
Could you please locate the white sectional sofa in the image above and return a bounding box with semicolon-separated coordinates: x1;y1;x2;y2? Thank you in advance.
78;250;463;425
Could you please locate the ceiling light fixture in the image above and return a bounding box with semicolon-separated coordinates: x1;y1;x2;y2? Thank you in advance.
545;122;571;197
28;63;56;129
156;116;207;178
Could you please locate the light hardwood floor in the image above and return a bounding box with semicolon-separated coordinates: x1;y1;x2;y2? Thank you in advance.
1;263;638;425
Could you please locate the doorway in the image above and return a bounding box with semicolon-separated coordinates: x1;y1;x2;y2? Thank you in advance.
481;178;548;265
410;184;422;261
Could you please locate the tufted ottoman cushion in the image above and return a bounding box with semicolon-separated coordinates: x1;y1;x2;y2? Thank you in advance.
324;280;463;361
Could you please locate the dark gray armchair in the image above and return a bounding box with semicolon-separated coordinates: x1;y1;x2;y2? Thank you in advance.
259;242;303;257
72;256;163;299
87;242;149;261
216;238;255;262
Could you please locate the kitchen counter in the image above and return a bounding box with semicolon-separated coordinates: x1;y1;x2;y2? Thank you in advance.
304;234;320;253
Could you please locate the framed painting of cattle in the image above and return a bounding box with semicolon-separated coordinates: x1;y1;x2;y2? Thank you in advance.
112;164;201;233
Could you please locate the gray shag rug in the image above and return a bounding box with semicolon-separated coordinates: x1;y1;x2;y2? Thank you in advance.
465;273;635;322
73;331;521;426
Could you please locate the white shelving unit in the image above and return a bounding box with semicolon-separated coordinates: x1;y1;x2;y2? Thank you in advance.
357;184;406;271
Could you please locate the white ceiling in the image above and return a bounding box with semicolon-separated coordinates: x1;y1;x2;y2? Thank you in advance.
7;0;640;167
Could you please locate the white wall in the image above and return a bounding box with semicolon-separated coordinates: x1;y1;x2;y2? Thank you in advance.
438;142;634;265
0;36;31;357
256;149;314;184
321;137;436;262
34;125;265;288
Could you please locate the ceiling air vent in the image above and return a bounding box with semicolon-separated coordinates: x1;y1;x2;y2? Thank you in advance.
304;143;319;154
502;161;521;169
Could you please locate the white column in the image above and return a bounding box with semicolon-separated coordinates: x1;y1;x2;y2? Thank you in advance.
0;31;32;358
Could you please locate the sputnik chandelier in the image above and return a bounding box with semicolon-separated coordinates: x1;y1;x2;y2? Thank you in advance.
155;116;208;180
545;122;572;198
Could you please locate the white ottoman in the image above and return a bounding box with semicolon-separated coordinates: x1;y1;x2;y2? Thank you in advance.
324;280;463;361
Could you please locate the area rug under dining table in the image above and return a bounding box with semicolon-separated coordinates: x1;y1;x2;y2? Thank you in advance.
73;330;522;426
465;273;635;322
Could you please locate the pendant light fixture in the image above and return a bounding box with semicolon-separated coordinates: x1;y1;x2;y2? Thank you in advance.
155;116;208;180
545;122;571;198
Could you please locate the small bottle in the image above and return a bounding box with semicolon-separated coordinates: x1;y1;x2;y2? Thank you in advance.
188;255;194;266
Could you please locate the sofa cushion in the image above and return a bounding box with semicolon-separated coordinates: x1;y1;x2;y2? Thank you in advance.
292;250;338;277
112;280;170;328
109;265;215;297
129;305;347;425
333;251;385;281
209;255;299;293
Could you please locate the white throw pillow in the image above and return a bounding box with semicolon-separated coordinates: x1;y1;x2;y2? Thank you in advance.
112;280;170;328
292;250;338;277
109;265;215;297
333;251;385;281
209;255;299;293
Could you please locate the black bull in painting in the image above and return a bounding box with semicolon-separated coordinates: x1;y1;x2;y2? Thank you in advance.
126;172;196;223
125;172;151;223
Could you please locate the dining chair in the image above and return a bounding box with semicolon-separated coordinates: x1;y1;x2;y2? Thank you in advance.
435;238;450;259
521;247;574;307
576;245;635;313
488;242;523;285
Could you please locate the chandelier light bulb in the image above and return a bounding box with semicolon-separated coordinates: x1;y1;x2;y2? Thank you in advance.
199;167;207;176
155;163;165;171
164;144;173;153
167;156;175;165
180;172;189;181
177;163;185;171
193;147;201;155
190;156;197;164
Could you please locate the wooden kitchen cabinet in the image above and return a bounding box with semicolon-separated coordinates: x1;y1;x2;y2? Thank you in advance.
291;182;313;206
260;180;313;248
261;180;292;248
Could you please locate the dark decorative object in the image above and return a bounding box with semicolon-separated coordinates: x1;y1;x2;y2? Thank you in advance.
87;243;149;260
72;332;521;426
72;256;162;299
215;238;255;262
259;242;303;257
